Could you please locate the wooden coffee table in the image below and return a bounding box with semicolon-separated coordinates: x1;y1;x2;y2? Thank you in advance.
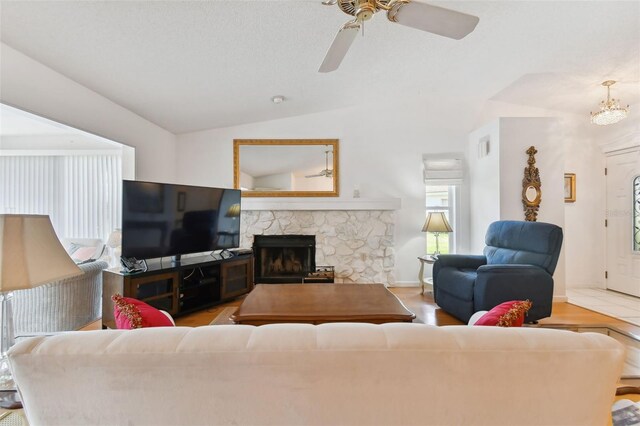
231;283;415;325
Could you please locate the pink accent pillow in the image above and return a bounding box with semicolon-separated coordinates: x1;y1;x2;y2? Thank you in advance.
111;294;174;329
474;300;532;327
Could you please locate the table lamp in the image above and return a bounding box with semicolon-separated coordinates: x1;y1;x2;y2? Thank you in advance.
0;214;82;408
106;228;122;267
422;212;453;255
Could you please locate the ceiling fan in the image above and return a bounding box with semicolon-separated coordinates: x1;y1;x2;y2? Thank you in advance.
319;0;479;73
305;150;334;178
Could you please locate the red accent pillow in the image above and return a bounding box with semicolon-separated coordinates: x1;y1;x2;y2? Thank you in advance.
112;294;174;329
474;300;532;327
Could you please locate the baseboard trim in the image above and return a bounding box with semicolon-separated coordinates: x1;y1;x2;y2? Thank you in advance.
391;281;420;287
553;295;568;303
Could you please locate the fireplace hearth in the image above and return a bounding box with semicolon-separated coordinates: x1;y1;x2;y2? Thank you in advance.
253;235;315;284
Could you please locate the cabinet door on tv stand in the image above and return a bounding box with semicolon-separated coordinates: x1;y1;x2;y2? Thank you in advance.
221;257;253;299
126;272;180;316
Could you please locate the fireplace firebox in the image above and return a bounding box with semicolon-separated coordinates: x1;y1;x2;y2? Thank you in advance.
253;235;316;284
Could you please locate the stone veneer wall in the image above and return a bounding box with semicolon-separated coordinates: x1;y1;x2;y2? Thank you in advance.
240;210;395;284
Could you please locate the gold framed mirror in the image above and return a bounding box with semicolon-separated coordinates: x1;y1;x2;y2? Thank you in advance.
233;139;339;197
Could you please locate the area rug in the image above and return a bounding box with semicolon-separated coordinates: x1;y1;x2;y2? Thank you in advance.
209;307;238;325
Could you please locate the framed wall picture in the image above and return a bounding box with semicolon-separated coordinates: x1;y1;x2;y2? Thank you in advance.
564;173;576;203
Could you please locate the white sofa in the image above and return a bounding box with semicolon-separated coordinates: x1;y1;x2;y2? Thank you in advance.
9;323;624;425
12;260;108;334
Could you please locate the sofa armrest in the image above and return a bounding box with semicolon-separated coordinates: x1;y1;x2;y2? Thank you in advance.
78;259;110;274
13;260;109;334
474;264;553;321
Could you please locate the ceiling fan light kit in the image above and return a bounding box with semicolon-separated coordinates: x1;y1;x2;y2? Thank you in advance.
590;80;629;126
354;0;376;21
320;0;479;73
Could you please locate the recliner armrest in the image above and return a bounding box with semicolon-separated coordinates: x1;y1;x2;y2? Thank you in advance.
477;264;546;273
433;255;488;299
434;254;487;269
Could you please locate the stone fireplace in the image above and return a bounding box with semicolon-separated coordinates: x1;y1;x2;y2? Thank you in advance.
253;235;315;284
240;207;396;284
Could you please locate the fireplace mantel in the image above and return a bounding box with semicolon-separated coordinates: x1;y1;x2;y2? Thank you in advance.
241;197;401;211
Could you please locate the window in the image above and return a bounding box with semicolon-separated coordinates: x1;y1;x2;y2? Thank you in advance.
425;185;456;254
0;154;122;241
422;152;463;255
634;176;640;251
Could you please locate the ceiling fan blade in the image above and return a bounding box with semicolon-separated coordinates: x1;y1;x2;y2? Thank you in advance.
305;173;323;178
318;22;360;73
387;1;479;40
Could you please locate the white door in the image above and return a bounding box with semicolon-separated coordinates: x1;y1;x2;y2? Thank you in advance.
606;149;640;297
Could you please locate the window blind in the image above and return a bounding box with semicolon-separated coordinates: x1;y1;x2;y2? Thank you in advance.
423;153;465;186
0;155;122;241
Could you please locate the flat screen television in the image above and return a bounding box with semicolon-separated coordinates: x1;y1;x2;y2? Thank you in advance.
122;180;241;259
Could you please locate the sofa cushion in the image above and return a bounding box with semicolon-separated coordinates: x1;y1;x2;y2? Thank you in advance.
474;300;532;327
112;294;174;329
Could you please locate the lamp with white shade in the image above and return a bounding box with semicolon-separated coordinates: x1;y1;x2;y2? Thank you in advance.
106;228;122;267
0;214;82;408
422;212;453;255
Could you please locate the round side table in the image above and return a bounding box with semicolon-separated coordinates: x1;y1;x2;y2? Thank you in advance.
418;255;438;295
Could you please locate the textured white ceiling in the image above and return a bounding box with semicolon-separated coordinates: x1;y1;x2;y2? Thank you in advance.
1;1;638;134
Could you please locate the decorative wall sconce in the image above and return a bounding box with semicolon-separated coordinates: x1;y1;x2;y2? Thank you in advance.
522;146;541;222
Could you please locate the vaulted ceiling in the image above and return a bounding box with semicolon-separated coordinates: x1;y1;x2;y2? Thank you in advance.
1;1;638;134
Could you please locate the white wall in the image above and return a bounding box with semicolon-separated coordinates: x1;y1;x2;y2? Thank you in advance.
0;43;177;183
254;172;293;191
240;171;254;190
467;121;501;252
501;118;566;297
176;97;475;284
499;118;564;224
563;119;607;289
292;171;333;191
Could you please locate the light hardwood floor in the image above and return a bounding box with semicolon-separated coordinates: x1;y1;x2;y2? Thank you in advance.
174;286;640;339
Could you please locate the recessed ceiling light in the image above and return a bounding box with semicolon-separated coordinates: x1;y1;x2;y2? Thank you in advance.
271;96;285;104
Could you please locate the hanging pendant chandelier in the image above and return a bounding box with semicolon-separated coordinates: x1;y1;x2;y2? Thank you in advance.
590;80;629;126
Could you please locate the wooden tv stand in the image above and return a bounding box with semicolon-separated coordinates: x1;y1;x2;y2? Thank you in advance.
102;254;253;328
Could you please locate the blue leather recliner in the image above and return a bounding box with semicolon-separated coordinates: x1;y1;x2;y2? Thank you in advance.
432;220;563;323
